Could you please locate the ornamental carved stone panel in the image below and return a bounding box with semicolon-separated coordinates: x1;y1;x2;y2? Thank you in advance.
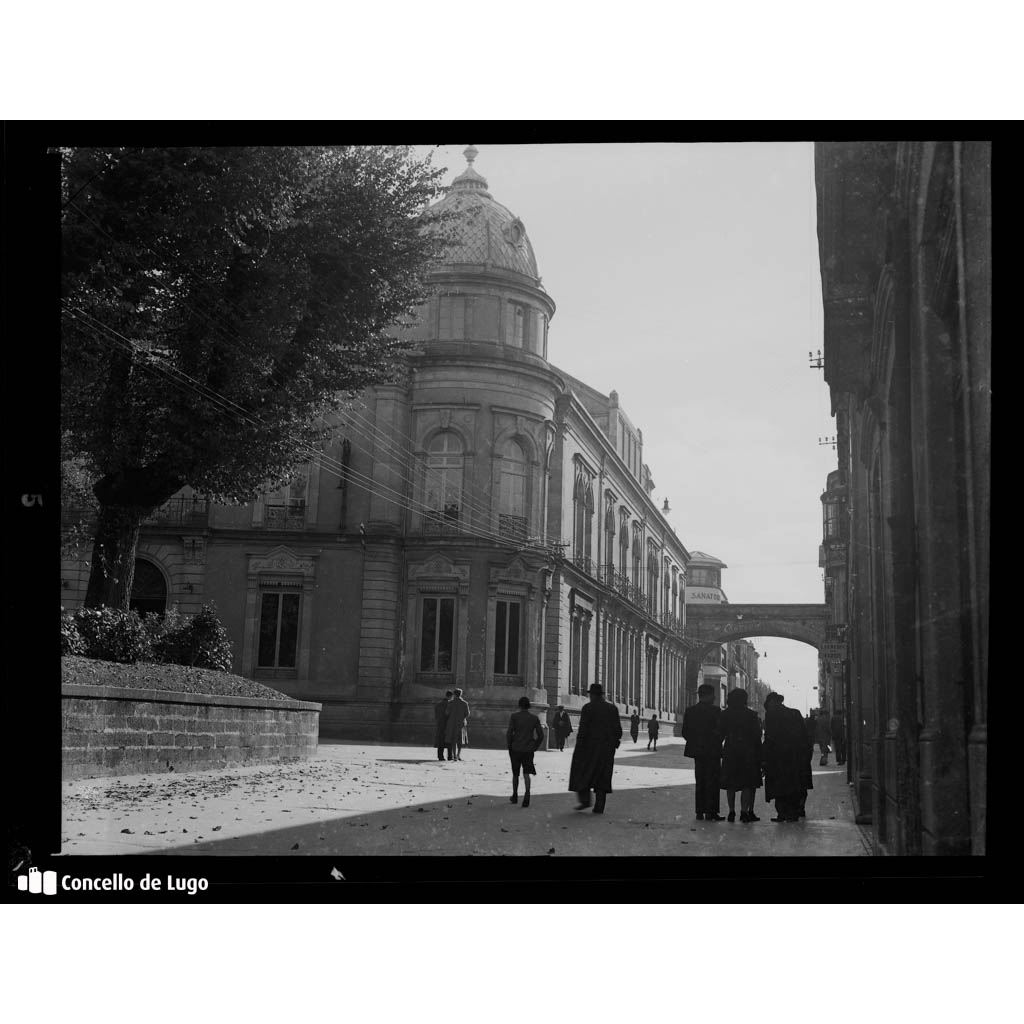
410;552;470;584
248;546;316;578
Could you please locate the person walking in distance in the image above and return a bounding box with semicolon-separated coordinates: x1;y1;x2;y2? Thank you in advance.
444;688;470;762
434;690;453;761
830;709;846;765
629;708;641;744
815;710;832;766
719;688;763;822
681;683;724;821
647;714;660;751
568;684;623;814
553;705;573;751
507;697;545;807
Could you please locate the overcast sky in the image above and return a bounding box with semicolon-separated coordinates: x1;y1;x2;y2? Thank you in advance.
417;142;835;714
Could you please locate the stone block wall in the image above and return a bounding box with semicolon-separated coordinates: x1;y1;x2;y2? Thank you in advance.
62;684;321;780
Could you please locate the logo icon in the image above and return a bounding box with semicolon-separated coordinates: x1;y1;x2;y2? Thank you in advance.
17;867;57;895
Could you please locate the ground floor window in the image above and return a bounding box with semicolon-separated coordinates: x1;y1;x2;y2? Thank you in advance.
494;599;522;676
258;591;300;668
570;607;592;695
420;596;455;672
129;558;167;617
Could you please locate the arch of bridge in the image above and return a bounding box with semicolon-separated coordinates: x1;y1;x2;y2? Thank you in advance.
684;603;828;653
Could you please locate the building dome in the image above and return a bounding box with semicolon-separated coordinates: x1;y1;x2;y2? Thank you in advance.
429;146;543;284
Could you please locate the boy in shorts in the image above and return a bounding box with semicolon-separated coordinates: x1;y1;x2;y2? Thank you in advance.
506;697;545;808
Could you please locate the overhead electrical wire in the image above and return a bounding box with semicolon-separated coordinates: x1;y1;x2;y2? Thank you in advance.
62;302;553;555
62;175;531;531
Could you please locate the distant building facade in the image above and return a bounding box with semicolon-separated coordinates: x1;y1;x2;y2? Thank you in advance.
815;141;989;855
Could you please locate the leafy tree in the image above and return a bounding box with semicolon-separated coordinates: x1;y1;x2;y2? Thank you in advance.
61;146;449;608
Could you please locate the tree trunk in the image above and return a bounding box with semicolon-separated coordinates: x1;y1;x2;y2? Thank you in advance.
83;457;185;609
83;504;145;610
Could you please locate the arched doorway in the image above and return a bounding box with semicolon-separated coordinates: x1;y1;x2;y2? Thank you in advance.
130;558;167;617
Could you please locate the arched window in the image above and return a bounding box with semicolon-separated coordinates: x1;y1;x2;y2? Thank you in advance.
130;558;167;617
632;526;642;591
424;432;463;524
647;546;659;616
572;464;595;572
584;482;594;566
604;498;616;576
618;510;630;579
497;438;527;541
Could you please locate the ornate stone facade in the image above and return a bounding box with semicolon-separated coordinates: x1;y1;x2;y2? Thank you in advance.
60;148;703;749
815;141;990;856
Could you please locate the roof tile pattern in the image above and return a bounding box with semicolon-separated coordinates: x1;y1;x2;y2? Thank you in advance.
429;149;542;282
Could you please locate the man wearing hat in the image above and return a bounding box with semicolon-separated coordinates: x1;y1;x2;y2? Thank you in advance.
681;683;725;821
434;690;453;761
762;692;810;822
568;684;622;813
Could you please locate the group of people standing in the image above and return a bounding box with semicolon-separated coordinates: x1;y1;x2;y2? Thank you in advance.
463;682;846;822
681;683;837;823
433;689;471;762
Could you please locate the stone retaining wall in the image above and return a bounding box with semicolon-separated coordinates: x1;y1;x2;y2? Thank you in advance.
62;684;322;780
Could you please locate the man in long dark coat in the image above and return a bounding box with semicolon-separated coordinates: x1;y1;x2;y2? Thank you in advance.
444;688;470;762
762;693;811;821
629;709;640;744
568;684;622;814
434;690;453;761
681;683;724;821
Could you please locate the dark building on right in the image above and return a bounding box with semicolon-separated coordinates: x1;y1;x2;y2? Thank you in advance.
814;142;989;856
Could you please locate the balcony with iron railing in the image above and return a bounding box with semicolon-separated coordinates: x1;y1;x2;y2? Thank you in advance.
571;551;593;576
498;514;528;542
594;563;646;610
145;495;211;528
61;496;211;529
417;505;462;536
263;502;306;530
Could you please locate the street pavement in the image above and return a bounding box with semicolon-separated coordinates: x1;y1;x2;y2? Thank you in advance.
60;735;870;857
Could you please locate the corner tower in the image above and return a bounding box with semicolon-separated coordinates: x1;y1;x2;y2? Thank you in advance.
419;146;556;360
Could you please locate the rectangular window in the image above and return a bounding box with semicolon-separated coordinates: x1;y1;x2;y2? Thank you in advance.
494;599;522;675
474;296;500;340
257;591;300;668
420;596;455;672
439;296;465;339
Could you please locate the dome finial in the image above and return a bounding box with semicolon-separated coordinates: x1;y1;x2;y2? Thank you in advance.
450;144;489;194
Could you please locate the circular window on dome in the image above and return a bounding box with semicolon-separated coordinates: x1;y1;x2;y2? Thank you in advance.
504;218;525;246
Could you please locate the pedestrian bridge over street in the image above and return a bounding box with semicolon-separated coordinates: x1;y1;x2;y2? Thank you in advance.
684;603;828;654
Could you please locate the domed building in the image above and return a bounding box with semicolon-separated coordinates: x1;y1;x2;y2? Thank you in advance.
60;147;697;746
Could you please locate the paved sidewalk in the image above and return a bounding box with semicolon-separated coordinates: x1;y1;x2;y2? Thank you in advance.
60;737;869;857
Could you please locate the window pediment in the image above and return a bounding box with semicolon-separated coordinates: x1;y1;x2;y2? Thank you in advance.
248;546;316;578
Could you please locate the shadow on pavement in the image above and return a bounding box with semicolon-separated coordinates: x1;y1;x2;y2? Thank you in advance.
143;770;866;859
